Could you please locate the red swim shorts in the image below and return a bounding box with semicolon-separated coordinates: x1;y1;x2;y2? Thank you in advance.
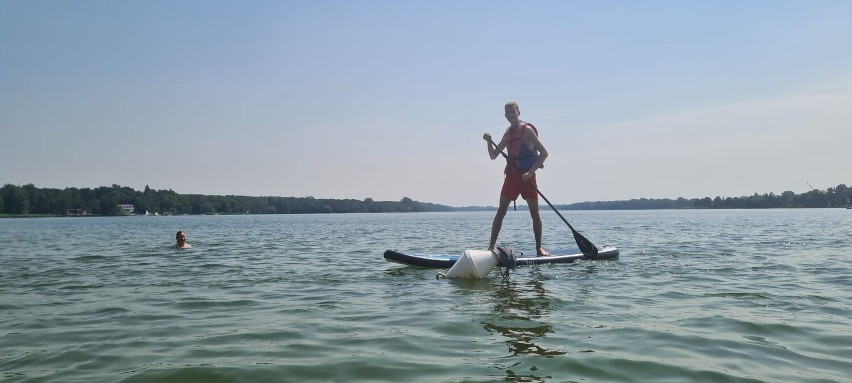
500;171;538;201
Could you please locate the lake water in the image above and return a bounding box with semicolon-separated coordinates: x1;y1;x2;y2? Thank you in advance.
1;209;850;382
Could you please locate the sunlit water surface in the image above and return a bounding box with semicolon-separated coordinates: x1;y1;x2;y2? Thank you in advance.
1;209;850;382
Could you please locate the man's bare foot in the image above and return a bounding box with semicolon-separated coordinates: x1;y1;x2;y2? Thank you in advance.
537;248;550;257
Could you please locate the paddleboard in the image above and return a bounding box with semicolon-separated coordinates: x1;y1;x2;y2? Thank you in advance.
384;245;619;268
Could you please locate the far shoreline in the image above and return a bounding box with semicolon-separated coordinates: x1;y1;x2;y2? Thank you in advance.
3;205;851;219
2;183;849;216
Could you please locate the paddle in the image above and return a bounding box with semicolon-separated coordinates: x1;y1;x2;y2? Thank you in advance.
487;137;599;258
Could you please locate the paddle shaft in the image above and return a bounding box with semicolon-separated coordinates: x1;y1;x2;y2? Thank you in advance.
487;137;598;255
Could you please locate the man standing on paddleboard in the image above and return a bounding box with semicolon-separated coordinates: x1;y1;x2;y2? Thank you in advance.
483;101;550;256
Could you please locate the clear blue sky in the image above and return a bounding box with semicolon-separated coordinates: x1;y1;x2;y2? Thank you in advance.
2;1;851;206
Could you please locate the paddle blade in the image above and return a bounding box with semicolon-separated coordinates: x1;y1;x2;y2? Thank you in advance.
572;229;599;258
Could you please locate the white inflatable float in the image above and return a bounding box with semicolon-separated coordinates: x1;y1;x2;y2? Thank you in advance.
437;249;499;279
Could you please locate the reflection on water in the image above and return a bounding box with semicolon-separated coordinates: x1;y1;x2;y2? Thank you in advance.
482;276;565;381
484;278;565;356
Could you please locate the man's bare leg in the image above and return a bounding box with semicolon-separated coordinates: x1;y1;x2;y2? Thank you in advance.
527;199;549;256
489;195;512;250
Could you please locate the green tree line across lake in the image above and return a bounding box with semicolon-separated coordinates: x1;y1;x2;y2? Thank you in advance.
559;184;851;210
1;183;849;217
0;184;454;216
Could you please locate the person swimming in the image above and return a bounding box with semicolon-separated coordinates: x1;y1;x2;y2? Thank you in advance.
174;230;192;249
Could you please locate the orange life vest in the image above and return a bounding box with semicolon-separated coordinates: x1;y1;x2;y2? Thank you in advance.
501;121;541;173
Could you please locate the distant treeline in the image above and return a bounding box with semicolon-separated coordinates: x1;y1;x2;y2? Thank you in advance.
0;184;454;216
1;183;849;217
558;184;851;210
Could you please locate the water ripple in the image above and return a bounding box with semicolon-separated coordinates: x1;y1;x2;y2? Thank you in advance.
1;210;850;382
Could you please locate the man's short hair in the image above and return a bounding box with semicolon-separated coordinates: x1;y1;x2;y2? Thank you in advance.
504;101;520;114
